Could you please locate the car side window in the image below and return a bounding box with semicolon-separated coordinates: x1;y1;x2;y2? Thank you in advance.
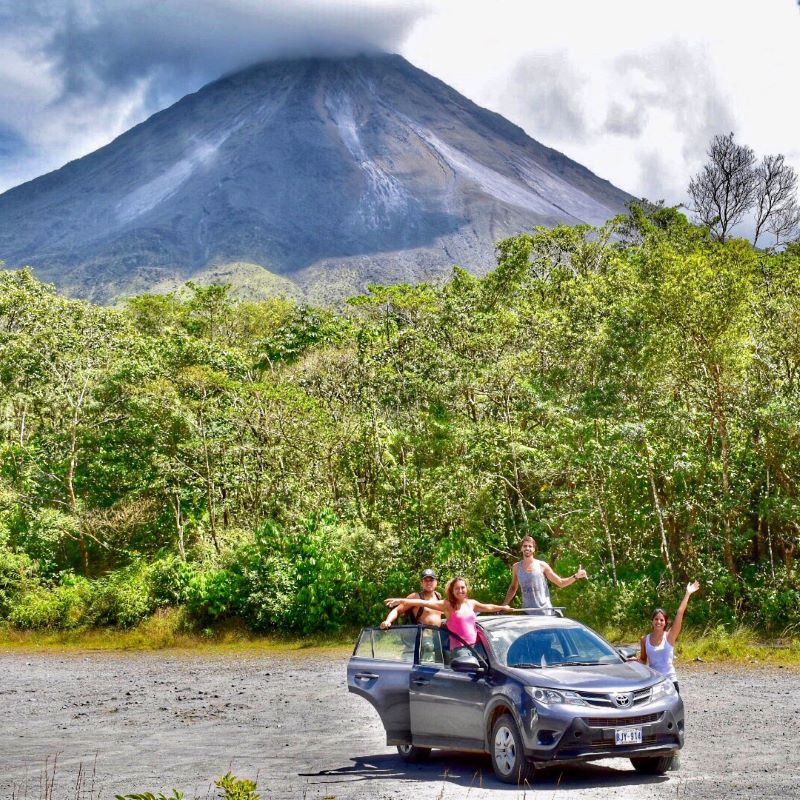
420;627;486;668
354;627;417;662
420;626;445;664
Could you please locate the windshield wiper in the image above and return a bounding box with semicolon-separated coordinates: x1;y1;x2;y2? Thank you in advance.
557;660;602;666
509;662;544;669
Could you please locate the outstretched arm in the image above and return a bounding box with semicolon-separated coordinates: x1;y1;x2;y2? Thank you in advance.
542;562;589;589
385;596;447;612
503;563;519;606
667;581;700;646
380;602;408;629
471;600;514;614
381;591;423;628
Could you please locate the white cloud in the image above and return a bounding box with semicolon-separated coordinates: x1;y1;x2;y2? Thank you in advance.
404;0;800;205
0;0;425;192
0;0;798;212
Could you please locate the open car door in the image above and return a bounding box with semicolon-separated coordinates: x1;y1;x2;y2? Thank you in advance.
409;625;490;750
347;626;419;745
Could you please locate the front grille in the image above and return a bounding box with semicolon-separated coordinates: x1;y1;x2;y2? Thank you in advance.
581;712;661;728
576;687;652;708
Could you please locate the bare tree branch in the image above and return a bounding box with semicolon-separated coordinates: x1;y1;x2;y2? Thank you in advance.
753;154;799;247
688;132;756;242
766;201;800;248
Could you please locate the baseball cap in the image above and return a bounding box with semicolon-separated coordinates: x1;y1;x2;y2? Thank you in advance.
421;569;438;579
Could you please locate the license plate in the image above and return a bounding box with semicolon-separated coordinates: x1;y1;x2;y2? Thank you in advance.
615;727;643;745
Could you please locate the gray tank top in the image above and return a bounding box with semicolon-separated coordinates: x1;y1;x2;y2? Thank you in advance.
517;560;552;612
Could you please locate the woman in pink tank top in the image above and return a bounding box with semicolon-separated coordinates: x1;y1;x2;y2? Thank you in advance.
385;576;512;647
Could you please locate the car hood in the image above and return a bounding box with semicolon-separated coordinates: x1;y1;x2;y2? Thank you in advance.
506;660;659;691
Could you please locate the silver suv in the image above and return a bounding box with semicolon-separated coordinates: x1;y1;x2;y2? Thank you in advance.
347;614;684;784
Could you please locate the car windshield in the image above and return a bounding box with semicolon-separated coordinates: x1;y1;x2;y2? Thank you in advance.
485;623;621;668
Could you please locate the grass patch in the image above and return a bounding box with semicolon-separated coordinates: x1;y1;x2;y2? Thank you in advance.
600;622;800;667
678;625;800;666
0;608;353;655
2;611;799;666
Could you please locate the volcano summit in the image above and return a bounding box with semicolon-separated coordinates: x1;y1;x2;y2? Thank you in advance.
0;54;632;302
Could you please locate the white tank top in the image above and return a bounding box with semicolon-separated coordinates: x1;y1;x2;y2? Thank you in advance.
645;634;676;680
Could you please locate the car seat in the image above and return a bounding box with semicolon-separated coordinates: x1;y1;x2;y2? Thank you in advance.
507;633;561;667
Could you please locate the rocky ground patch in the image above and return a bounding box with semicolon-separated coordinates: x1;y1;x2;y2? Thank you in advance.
1;650;798;799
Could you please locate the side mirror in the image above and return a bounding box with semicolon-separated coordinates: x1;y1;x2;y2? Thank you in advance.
617;645;639;661
450;655;485;674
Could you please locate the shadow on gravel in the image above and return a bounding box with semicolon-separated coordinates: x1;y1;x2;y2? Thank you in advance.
299;751;671;792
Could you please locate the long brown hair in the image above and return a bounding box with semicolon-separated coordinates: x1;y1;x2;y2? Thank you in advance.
446;576;469;609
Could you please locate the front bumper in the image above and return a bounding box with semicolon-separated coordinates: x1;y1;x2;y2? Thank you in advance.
521;703;684;764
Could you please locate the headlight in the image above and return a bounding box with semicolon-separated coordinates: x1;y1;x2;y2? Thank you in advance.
651;679;676;700
526;687;589;706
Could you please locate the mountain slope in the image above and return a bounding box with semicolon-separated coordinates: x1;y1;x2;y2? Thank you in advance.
0;54;632;302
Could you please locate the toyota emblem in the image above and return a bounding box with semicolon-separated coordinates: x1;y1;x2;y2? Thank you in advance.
614;692;633;708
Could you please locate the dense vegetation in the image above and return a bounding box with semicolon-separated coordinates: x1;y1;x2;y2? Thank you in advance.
1;205;798;636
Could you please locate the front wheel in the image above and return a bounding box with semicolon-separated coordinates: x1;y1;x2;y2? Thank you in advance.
396;743;431;763
490;713;535;784
630;754;675;775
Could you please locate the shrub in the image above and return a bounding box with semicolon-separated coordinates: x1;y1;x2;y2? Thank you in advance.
215;772;260;800
147;555;196;607
0;546;37;617
568;576;659;636
88;564;157;627
14;508;82;577
239;514;373;633
115;774;258;800
746;576;800;633
8;576;92;628
186;567;250;621
184;513;391;634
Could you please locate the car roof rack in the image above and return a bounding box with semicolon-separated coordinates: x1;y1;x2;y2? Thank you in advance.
517;607;566;617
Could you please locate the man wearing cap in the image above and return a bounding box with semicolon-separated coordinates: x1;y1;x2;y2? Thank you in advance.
380;569;442;628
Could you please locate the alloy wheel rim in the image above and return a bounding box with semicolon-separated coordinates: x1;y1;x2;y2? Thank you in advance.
494;726;516;774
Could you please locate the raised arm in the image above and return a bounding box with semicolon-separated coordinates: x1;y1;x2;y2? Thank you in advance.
503;562;520;606
666;581;700;646
385;596;447;612
542;561;589;589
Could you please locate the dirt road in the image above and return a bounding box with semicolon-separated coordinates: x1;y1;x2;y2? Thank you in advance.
1;649;798;799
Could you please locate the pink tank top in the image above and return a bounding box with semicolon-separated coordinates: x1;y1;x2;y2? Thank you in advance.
446;604;478;646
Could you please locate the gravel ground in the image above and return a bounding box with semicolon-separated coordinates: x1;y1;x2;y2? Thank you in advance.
1;650;799;799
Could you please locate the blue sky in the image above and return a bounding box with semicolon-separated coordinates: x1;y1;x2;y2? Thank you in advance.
1;0;798;214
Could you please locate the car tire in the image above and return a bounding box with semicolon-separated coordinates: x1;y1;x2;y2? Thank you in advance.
490;713;535;784
396;743;431;763
630;754;675;775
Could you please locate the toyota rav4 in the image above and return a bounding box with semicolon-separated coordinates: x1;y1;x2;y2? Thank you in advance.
347;614;684;784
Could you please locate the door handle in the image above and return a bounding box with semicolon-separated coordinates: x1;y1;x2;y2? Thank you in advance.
412;678;430;686
355;672;379;680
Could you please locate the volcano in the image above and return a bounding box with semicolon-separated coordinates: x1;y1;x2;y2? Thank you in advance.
0;54;632;303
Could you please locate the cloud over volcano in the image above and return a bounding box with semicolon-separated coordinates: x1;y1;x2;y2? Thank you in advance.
0;0;425;192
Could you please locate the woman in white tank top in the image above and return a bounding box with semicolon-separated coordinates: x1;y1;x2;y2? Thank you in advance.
639;581;700;692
